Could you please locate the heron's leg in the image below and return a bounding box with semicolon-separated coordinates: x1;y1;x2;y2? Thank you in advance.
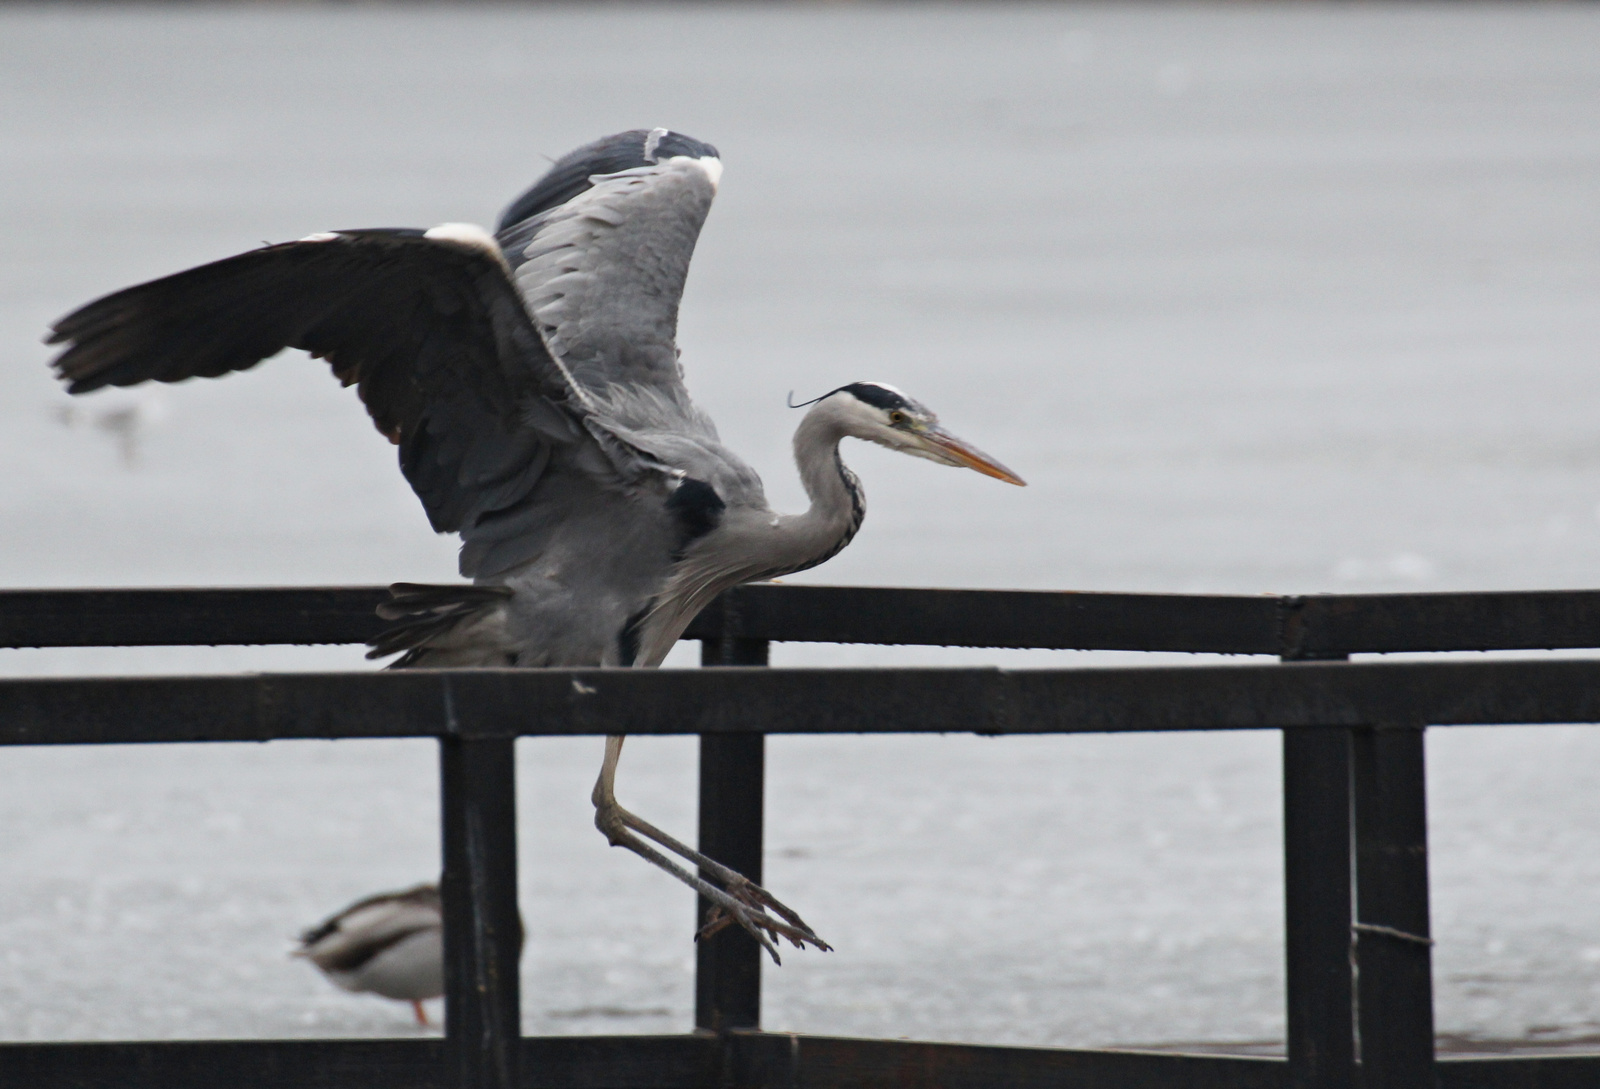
593;735;814;921
412;999;429;1027
590;734;830;962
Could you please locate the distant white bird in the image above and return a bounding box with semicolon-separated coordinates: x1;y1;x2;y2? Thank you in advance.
51;387;167;466
295;884;445;1026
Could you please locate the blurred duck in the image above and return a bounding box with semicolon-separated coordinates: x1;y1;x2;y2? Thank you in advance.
295;884;444;1026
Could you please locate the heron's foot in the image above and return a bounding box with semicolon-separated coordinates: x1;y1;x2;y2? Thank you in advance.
594;799;831;963
696;873;830;955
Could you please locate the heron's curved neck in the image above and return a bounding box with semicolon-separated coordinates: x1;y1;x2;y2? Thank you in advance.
779;403;866;574
633;402;867;666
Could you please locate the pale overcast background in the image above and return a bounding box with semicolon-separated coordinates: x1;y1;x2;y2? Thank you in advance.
0;1;1597;1053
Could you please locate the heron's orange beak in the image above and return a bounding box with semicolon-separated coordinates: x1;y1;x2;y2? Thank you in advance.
920;427;1027;486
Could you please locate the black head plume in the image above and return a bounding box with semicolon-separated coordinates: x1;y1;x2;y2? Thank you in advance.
832;382;915;412
788;382;919;413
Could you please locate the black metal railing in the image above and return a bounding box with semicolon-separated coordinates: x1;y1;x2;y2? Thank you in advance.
1;583;1598;1089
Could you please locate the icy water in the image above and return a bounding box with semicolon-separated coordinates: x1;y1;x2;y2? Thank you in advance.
2;0;1600;1053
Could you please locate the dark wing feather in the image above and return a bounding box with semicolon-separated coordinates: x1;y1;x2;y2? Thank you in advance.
496;128;720;233
46;231;598;541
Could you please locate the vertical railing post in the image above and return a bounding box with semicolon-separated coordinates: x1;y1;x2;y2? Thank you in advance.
1352;724;1436;1089
1281;649;1356;1089
440;727;522;1089
695;636;769;1033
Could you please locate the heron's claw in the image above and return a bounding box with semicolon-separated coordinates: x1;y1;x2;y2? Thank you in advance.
696;875;832;959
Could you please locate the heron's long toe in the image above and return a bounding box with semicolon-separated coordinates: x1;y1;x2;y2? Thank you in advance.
698;875;831;955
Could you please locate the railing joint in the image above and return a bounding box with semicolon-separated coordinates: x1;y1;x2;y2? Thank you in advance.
1277;594;1309;659
1352;922;1435;947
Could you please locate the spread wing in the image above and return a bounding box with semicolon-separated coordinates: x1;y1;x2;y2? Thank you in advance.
501;155;718;401
498;145;764;506
46;128;758;584
45;227;622;561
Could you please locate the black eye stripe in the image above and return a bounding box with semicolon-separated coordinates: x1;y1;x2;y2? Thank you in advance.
833;382;912;411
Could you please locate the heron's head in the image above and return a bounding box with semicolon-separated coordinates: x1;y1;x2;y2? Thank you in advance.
814;382;1025;486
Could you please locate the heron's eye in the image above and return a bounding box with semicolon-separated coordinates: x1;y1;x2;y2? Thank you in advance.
888;411;907;426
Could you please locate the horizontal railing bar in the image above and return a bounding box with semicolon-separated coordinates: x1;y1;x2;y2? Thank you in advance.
7;584;1600;655
0;1039;446;1089
0;1035;717;1089
0;585;1278;653
742;1036;1600;1089
1284;589;1600;657
1437;1053;1600;1089
7;658;1600;746
690;584;1283;653
0;587;391;649
0;1034;1587;1089
728;1032;1286;1089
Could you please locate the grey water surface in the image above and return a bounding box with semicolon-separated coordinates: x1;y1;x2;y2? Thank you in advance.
1;1;1598;1053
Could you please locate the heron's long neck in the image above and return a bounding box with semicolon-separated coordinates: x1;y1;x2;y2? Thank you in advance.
776;405;866;575
634;405;866;666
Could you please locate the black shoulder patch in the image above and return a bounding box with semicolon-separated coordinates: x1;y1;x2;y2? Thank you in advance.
833;382;912;411
665;478;725;545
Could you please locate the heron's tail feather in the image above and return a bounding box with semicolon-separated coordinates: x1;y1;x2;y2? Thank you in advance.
367;582;514;668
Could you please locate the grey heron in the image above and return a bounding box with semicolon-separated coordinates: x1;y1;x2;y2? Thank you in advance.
46;128;1025;961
